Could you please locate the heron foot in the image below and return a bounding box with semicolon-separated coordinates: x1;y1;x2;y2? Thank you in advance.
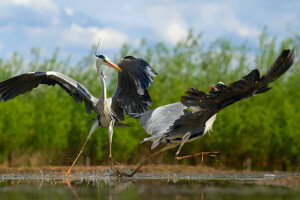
58;170;72;176
175;151;219;162
108;156;116;170
113;166;134;177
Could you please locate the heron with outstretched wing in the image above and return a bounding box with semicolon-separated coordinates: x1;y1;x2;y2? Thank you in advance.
118;47;295;177
0;54;157;175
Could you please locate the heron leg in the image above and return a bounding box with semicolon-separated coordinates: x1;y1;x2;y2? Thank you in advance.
63;120;98;176
173;132;218;161
115;144;177;177
174;132;191;159
108;121;114;169
174;152;219;162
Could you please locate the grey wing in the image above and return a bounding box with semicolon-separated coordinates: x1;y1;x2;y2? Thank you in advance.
140;102;187;148
111;56;157;121
0;71;98;114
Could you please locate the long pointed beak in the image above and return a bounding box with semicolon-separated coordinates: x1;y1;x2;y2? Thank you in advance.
105;60;122;72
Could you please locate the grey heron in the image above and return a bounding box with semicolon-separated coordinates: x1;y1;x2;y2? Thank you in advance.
118;47;295;177
0;54;157;175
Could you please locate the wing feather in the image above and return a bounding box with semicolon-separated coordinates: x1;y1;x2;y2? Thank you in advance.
139;102;187;144
0;71;98;115
179;47;296;125
111;56;157;121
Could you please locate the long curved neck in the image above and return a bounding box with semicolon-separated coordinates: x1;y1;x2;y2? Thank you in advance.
97;65;107;103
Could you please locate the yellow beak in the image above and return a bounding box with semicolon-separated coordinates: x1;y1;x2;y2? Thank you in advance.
105;60;122;72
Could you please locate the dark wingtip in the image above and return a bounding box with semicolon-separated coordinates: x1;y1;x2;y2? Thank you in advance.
265;46;296;83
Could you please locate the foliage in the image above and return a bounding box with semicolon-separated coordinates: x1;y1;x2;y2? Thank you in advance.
0;30;299;171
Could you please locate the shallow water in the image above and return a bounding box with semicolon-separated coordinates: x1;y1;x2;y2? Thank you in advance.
0;172;299;200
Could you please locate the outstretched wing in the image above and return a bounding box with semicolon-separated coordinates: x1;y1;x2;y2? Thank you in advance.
111;56;157;121
0;71;98;114
178;47;296;126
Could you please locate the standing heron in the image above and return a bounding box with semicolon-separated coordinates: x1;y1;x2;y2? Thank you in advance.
0;54;157;175
118;47;295;177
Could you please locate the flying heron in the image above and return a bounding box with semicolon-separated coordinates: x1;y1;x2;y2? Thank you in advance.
0;54;157;175
117;47;296;177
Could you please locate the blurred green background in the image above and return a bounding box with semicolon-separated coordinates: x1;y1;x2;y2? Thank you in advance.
0;29;299;171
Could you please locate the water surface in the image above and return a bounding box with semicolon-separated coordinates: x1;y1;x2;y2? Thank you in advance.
0;171;299;199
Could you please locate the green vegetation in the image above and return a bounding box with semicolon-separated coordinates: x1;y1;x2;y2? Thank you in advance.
0;30;299;171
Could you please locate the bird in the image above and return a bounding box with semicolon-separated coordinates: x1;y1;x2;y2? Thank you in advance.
0;54;157;175
118;47;296;177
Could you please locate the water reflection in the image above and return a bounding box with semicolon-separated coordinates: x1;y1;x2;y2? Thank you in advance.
62;180;81;200
60;177;138;200
0;173;299;200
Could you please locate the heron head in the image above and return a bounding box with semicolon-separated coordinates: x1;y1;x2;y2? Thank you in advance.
96;54;122;72
207;81;226;91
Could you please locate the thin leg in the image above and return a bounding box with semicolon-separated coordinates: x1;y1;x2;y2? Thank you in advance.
64;144;86;176
108;121;114;169
109;144;112;158
63;120;98;176
174;132;191;158
173;132;218;162
175;151;219;161
115;144;177;177
108;156;116;170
